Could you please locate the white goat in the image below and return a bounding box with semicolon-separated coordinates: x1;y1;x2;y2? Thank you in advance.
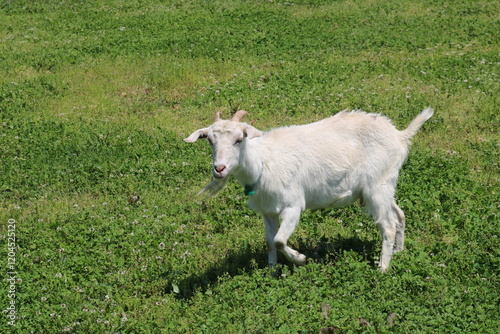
185;107;434;272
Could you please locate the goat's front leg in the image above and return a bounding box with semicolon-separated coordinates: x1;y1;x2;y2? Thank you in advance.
274;207;306;266
263;215;279;267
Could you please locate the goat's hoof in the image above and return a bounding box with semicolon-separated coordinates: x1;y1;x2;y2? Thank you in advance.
378;266;389;273
294;254;307;266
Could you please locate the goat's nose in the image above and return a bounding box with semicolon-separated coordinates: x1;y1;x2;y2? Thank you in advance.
214;164;226;173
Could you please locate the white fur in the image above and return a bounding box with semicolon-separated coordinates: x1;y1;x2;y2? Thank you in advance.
185;107;434;272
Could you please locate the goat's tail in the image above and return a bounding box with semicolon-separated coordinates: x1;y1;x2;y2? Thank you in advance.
400;107;434;140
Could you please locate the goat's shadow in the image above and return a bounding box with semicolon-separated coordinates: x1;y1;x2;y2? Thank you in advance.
167;235;376;300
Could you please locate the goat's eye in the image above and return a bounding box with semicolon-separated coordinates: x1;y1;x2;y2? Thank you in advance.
234;139;242;146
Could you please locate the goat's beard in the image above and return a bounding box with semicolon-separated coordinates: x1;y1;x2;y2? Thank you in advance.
198;176;230;197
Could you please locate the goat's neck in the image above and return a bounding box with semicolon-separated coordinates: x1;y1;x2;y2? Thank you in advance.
234;140;263;188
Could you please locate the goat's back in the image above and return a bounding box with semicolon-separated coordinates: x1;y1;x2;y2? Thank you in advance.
253;111;409;208
262;111;405;159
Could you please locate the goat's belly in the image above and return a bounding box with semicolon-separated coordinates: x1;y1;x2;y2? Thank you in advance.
305;190;358;210
247;186;359;214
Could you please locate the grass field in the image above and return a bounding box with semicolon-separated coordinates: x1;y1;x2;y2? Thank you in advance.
0;0;498;332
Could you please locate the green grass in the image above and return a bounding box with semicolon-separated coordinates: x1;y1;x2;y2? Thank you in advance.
0;0;498;332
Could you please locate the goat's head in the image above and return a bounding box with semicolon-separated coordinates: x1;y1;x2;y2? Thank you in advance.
184;110;262;179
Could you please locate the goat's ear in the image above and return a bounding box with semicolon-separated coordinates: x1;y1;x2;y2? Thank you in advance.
242;124;262;139
184;128;209;143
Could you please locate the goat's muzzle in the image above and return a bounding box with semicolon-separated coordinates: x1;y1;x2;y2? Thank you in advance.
213;164;227;179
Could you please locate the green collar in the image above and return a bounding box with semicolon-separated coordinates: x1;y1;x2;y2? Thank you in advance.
244;184;256;196
243;163;263;196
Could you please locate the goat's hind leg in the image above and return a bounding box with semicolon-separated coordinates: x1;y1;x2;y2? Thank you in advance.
392;202;406;253
365;189;398;272
377;217;396;272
